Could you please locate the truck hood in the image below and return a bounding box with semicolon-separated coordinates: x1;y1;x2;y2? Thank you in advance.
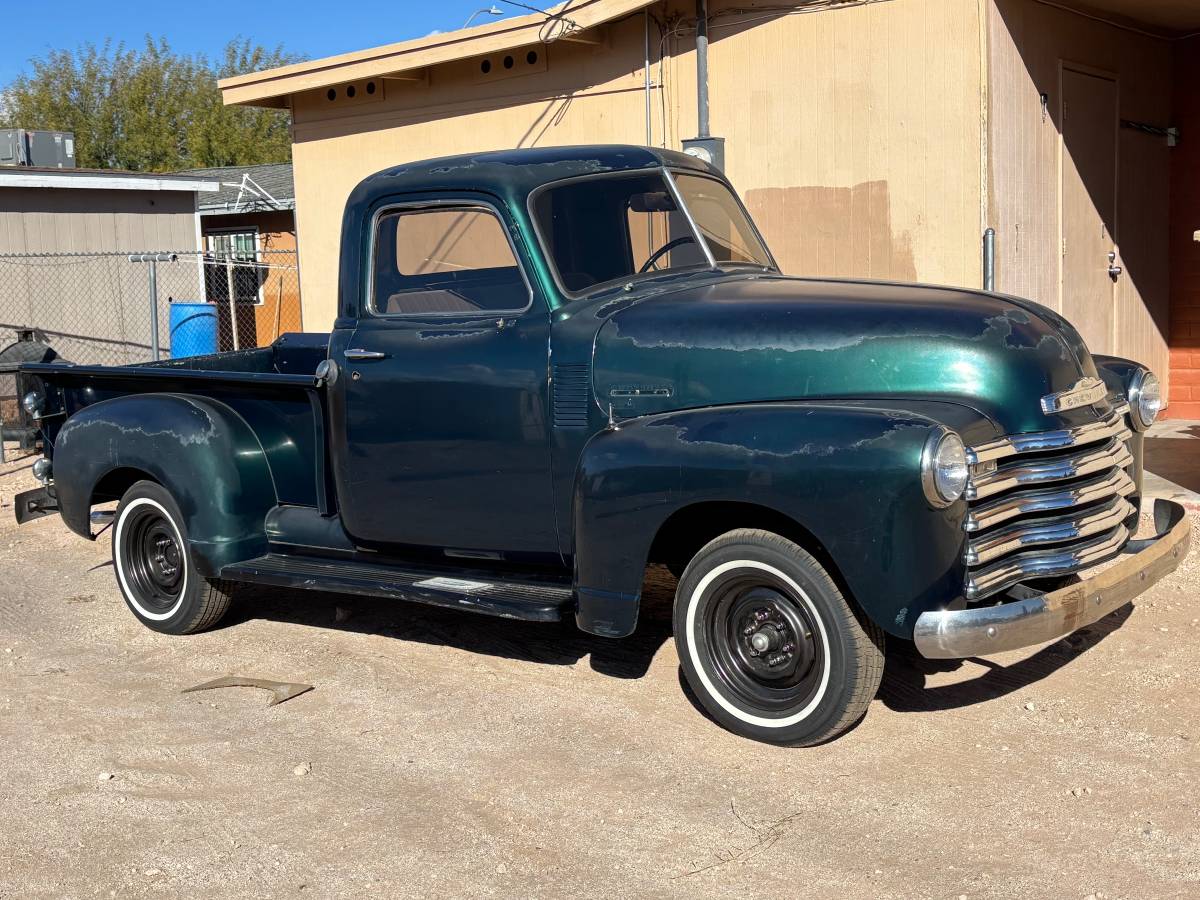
591;275;1103;436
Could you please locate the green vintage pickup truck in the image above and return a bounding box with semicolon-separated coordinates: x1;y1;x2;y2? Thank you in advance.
14;145;1191;745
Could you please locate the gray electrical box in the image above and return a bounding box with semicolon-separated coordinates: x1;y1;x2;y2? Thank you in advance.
0;129;76;168
681;136;726;171
0;130;27;166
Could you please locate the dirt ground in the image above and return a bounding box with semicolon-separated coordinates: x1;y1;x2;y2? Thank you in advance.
0;453;1197;900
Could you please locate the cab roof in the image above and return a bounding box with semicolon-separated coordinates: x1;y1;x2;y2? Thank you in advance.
346;145;717;209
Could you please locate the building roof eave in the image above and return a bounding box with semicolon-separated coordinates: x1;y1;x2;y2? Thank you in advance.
218;0;656;108
0;170;221;192
198;199;297;216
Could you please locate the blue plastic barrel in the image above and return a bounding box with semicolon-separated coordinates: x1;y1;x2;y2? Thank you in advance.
169;301;218;358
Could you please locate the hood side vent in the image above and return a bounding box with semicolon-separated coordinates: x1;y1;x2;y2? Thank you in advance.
553;364;591;427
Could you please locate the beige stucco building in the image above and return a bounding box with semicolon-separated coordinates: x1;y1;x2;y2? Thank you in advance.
221;0;1200;413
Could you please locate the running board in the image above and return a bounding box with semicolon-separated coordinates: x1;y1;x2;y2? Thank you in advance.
221;553;575;622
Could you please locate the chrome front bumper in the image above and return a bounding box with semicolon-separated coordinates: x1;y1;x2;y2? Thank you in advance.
913;498;1191;659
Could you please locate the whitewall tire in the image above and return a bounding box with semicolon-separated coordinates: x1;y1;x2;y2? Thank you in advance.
673;529;885;745
112;481;235;635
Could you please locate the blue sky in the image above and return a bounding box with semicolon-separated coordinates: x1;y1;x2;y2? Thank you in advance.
1;1;554;84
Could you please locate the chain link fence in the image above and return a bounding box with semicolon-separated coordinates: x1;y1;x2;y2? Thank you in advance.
0;249;302;365
0;248;302;460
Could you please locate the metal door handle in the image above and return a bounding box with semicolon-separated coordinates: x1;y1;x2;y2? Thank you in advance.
344;348;387;360
1108;265;1123;279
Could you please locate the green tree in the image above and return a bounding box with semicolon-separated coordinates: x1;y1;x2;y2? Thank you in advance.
1;37;301;171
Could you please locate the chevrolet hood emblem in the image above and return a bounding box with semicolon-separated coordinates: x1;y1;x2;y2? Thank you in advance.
1041;377;1107;415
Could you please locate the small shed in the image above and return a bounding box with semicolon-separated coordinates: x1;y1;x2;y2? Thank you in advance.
0;167;216;254
0;167;219;362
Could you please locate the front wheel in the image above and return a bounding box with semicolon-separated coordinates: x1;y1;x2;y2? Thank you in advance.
673;529;884;746
112;480;235;635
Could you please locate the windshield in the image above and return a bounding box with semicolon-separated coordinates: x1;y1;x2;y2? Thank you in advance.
672;172;772;267
530;168;774;297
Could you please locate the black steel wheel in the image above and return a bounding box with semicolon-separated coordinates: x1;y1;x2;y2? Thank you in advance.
674;529;884;746
112;480;236;635
121;505;186;613
706;581;824;714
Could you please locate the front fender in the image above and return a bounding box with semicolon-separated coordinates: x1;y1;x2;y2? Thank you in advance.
572;403;970;638
1092;354;1143;403
52;393;277;574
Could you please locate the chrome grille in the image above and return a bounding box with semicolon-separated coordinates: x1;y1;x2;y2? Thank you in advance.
963;410;1135;600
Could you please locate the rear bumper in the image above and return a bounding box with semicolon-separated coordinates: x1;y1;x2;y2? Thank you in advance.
913;498;1190;659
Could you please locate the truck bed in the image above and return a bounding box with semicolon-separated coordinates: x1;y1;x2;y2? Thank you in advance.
22;332;334;512
24;332;330;387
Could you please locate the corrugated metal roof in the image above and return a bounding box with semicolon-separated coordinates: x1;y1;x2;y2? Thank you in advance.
175;162;294;214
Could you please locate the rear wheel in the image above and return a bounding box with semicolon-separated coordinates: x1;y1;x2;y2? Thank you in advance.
112;480;234;634
674;529;884;746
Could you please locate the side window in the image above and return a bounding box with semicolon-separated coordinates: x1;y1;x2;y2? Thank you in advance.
371;206;529;315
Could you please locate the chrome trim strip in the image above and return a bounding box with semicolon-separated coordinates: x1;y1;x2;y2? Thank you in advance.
967;434;1133;500
966;410;1126;465
965;467;1135;533
966;524;1129;600
1127;368;1157;432
964;496;1136;566
1040;376;1108;415
920;426;958;509
915;499;1191;658
662;168;719;270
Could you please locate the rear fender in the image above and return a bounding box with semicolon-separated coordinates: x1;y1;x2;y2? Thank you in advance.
52;393;277;575
572;403;969;638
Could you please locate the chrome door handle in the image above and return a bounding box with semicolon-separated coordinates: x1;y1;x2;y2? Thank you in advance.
344;348;387;360
1108;265;1123;279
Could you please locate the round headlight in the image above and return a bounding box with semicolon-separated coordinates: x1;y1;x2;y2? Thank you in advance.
922;430;969;507
1130;370;1161;431
21;391;42;416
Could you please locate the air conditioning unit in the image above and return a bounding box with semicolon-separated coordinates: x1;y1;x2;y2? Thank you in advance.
0;129;76;168
0;130;26;166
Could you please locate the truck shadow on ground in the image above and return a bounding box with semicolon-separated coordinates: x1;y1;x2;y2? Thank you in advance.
877;605;1130;713
1144;425;1200;493
670;605;1131;741
223;565;681;681
225;557;1127;716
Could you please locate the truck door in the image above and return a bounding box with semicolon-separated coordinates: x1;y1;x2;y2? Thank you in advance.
331;196;559;560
